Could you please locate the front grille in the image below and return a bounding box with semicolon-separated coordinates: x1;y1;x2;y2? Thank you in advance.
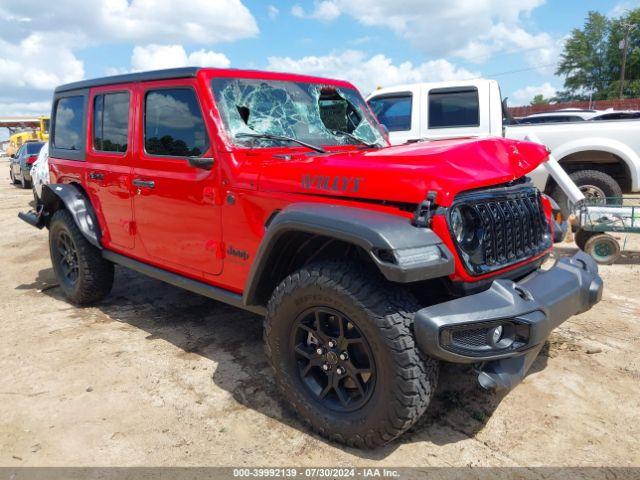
449;186;551;275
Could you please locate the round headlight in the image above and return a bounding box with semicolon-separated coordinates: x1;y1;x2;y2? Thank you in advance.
490;325;503;345
451;207;464;243
451;206;480;252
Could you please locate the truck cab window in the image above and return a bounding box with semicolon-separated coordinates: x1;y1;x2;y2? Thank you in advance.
144;88;209;157
428;88;479;128
368;94;412;131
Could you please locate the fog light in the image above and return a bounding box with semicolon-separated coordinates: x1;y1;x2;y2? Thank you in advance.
490;325;503;345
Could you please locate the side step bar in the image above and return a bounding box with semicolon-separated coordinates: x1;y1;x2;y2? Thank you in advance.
102;250;266;316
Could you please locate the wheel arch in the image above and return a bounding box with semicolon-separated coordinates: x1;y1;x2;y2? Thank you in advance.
242;203;455;307
41;183;102;249
550;139;639;192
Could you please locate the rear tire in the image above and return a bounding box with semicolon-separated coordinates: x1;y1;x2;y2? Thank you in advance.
550;169;623;219
264;260;438;448
49;209;114;304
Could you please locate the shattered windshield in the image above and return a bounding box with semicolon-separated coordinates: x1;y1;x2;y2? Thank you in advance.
211;78;386;149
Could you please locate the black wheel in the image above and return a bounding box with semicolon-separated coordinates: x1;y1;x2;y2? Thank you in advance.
264;260;438;448
551;169;623;219
584;233;620;265
49;209;114;304
20;174;29;189
574;229;598;251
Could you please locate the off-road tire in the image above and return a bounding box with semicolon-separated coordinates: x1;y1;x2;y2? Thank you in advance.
264;260;438;448
551;169;623;219
49;209;114;304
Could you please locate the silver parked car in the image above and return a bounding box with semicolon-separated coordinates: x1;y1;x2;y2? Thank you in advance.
30;141;49;203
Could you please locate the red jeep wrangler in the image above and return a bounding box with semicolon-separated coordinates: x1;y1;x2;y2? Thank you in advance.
20;67;603;447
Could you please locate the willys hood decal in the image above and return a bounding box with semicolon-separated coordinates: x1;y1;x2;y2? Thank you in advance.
258;137;549;207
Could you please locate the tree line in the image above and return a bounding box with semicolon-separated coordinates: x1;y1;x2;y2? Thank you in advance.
534;9;640;104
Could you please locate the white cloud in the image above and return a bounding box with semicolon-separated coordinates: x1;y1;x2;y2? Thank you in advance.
291;1;341;21
267;5;279;20
1;0;258;45
0;101;51;117
288;0;557;71
609;1;640;18
131;44;230;71
267;50;479;95
510;82;558;105
0;34;84;90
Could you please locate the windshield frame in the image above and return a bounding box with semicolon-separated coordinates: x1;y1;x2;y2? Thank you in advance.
207;74;388;152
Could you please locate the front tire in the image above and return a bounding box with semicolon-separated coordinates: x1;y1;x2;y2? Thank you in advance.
49;209;114;304
264;260;438;448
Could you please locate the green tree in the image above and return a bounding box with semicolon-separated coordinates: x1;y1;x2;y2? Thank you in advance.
556;11;612;100
530;94;551;105
606;9;640;99
556;9;640;99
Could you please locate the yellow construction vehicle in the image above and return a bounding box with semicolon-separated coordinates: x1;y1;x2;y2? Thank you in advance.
1;116;49;156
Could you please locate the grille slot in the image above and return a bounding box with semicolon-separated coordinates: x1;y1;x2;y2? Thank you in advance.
450;187;551;275
451;327;490;348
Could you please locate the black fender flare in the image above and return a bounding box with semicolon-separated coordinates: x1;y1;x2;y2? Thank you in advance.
40;183;102;249
242;203;454;307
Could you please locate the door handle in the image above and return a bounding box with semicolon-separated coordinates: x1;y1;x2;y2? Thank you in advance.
133;179;155;189
89;171;104;180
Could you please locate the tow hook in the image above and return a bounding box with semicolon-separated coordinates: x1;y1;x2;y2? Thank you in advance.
413;190;437;228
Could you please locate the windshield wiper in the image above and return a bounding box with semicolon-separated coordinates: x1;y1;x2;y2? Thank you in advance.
329;129;381;149
235;132;326;153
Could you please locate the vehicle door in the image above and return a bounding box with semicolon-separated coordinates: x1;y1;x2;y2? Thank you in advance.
420;83;489;140
85;86;136;250
12;145;25;177
367;89;419;145
132;80;222;277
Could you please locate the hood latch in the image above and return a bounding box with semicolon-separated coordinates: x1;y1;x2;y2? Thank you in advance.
413;190;437;228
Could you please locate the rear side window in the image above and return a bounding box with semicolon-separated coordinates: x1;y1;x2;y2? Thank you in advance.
368;94;412;131
53;96;85;150
94;92;130;152
144;88;208;157
428;88;479;128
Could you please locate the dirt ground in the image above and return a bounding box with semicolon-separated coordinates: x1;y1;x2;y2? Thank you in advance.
1;156;639;468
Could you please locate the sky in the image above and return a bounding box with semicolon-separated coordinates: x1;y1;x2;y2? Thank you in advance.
0;0;636;141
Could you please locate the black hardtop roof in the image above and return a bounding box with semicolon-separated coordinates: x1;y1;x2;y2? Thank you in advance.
54;67;201;93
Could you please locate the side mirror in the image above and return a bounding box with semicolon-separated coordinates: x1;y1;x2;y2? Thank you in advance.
187;156;215;170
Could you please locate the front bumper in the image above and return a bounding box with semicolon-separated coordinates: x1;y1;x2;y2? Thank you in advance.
414;251;603;390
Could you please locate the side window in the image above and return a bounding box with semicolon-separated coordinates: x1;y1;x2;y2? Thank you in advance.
144;88;208;157
428;88;479;129
94;92;130;152
53;95;85;150
368;94;412;131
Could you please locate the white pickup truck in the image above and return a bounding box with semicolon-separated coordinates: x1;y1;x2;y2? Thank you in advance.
366;79;640;214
